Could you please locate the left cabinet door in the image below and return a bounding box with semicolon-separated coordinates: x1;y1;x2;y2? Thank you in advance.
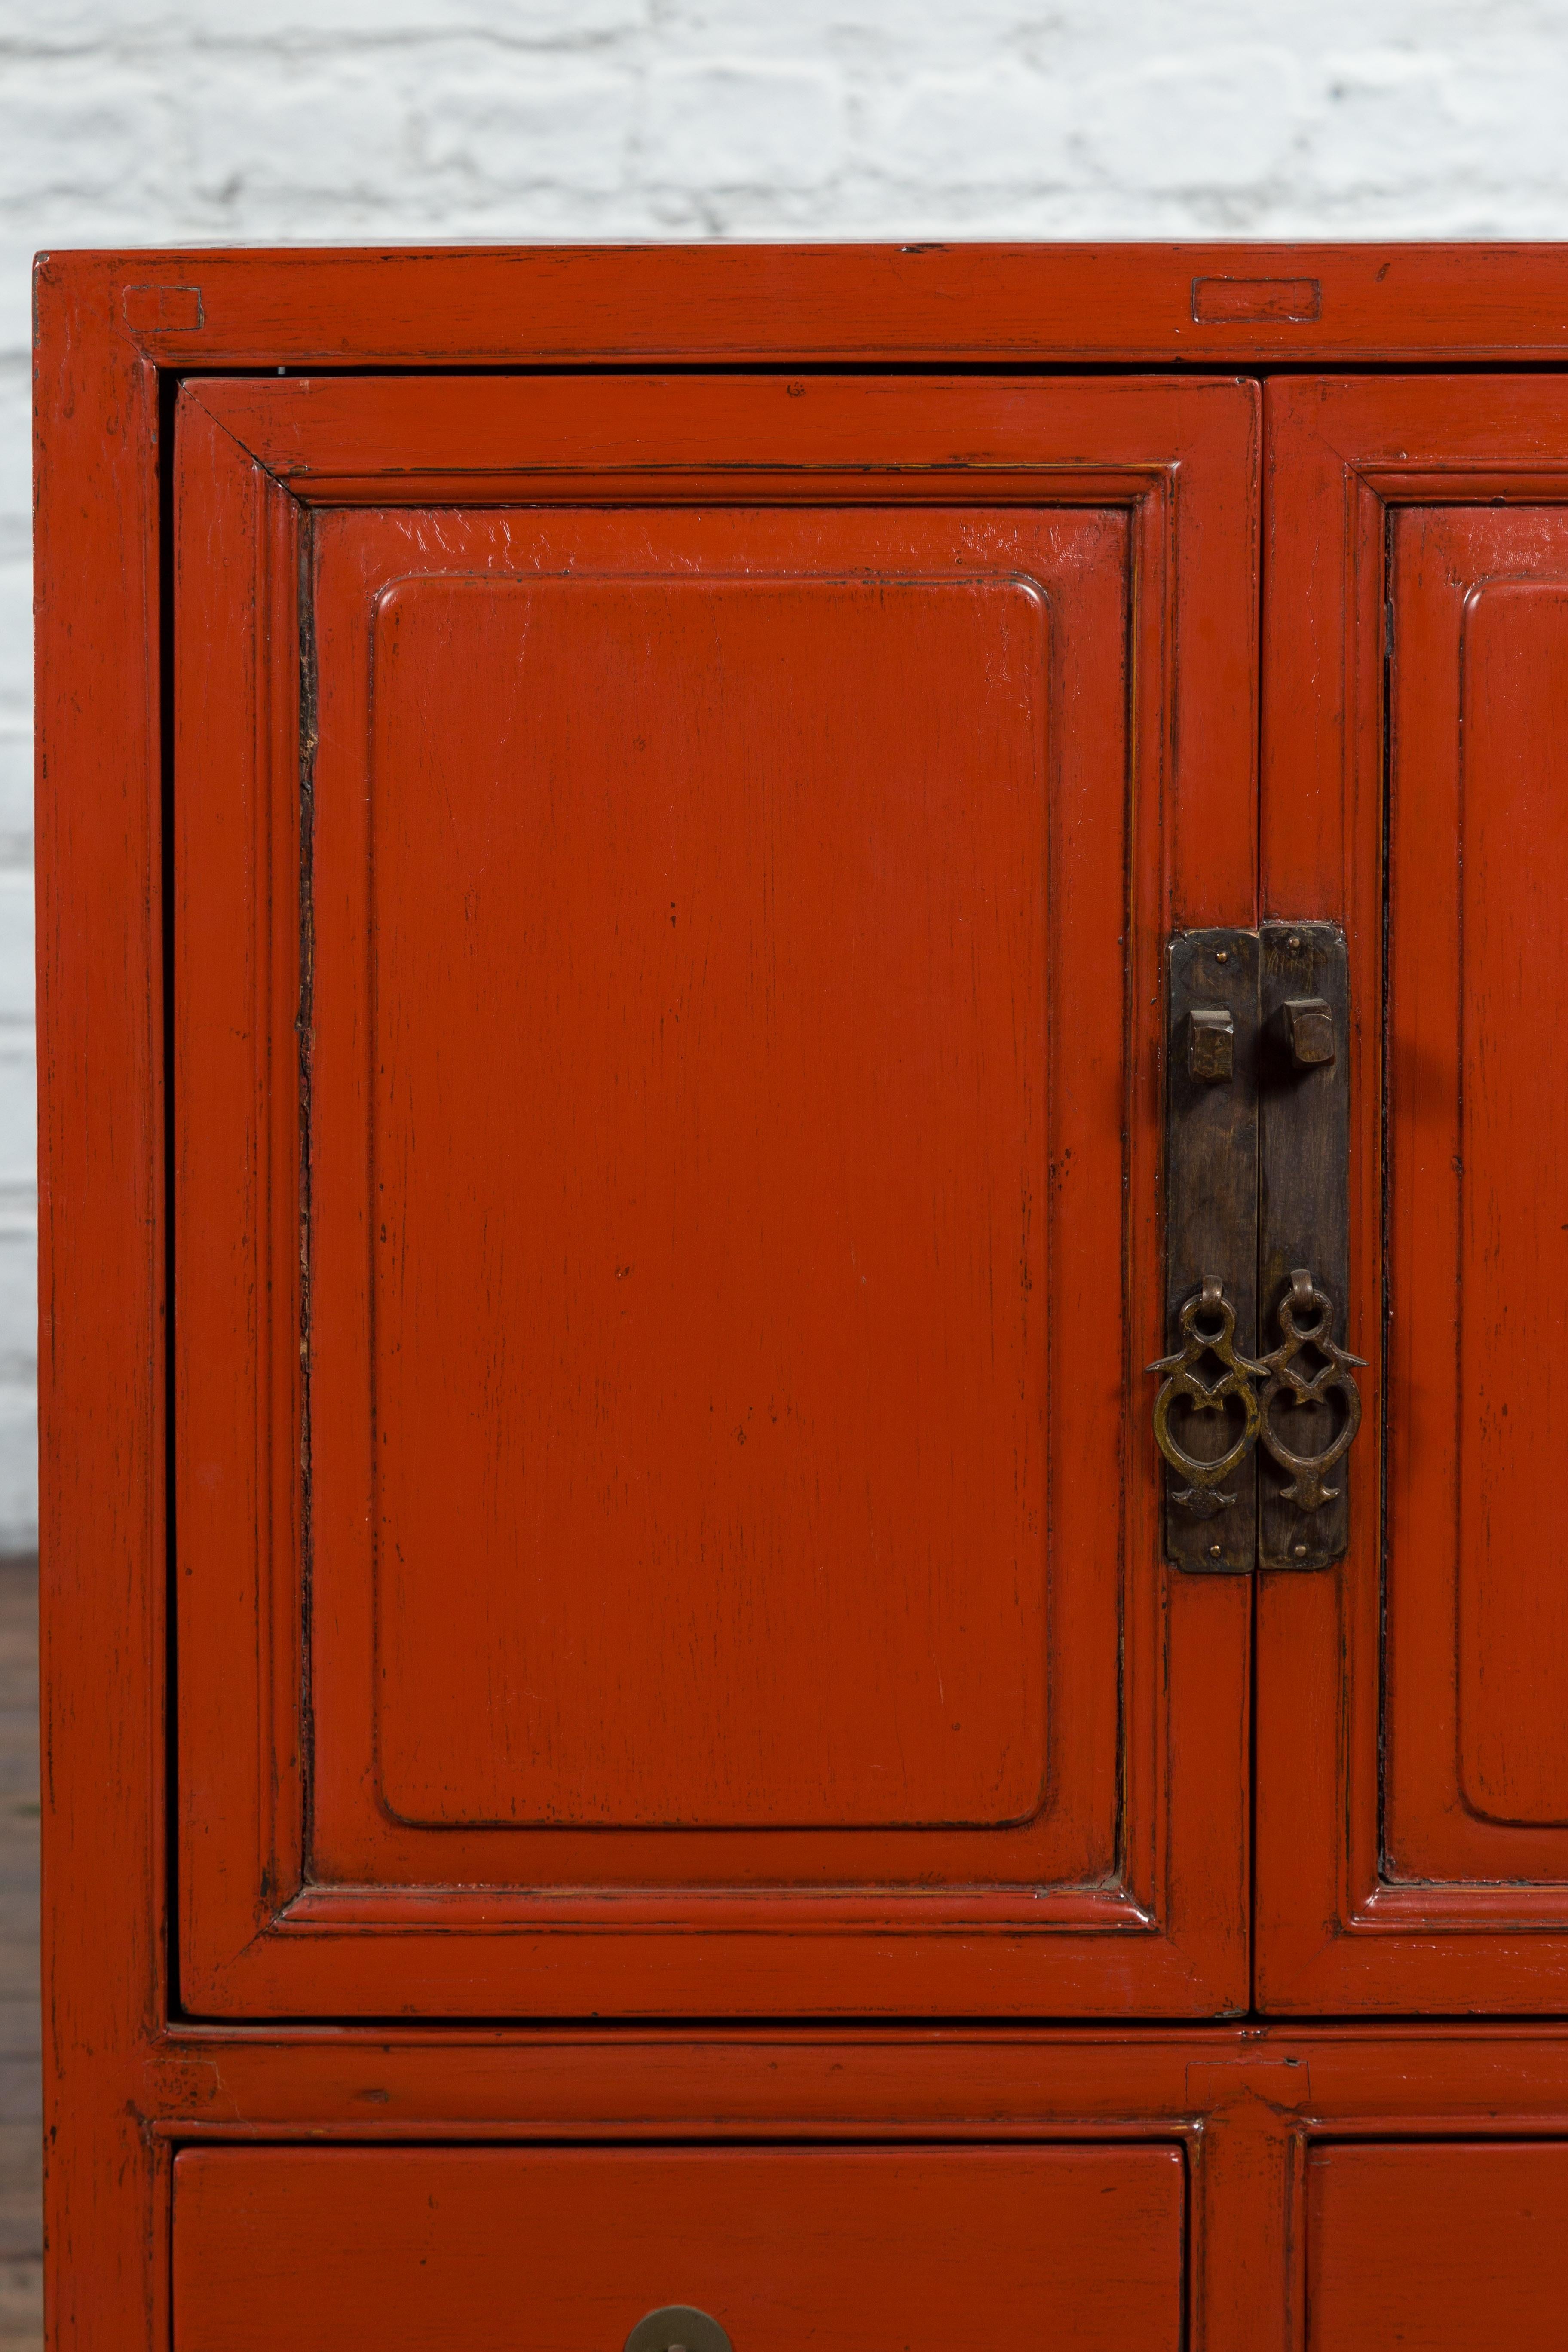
173;371;1259;2018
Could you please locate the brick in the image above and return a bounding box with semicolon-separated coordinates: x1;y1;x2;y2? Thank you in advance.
1461;90;1568;198
653;0;1035;67
1303;50;1468;190
0;737;28;861
865;71;1074;186
422;69;635;192
185;61;422;204
0;0;644;36
0;370;28;537
0;241;48;362
0;1233;33;1387
0;564;28;722
643;66;846;189
0;1050;31;1192
0;1384;35;1557
0;883;28;1029
0;67;158;206
1081;45;1307;194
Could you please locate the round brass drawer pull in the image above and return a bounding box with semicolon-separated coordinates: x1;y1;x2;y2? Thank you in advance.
625;2307;733;2352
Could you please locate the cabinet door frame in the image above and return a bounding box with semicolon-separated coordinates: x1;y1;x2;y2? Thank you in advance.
172;369;1259;2019
1259;374;1568;2012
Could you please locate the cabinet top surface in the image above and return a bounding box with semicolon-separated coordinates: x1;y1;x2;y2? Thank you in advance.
33;240;1568;368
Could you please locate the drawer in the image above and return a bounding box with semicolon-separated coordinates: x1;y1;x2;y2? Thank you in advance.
172;2143;1184;2352
1308;2141;1568;2348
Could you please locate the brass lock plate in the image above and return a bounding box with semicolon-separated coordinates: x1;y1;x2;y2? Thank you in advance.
1157;923;1357;1573
1161;928;1261;1572
1257;921;1355;1571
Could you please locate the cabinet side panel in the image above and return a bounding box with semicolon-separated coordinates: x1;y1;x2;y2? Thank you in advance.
36;256;168;2352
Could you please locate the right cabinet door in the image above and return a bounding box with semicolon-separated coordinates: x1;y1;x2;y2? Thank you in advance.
1259;376;1568;2010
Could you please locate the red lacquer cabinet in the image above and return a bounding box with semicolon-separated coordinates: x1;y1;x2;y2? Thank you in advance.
35;245;1568;2352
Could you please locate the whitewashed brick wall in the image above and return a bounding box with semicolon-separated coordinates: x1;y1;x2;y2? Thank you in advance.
6;0;1568;1550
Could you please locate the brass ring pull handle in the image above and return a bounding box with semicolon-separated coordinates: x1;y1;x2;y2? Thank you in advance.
1256;1266;1366;1513
1148;1276;1266;1518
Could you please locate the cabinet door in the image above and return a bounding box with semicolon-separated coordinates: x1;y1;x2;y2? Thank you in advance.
174;372;1257;2017
1259;377;1568;2009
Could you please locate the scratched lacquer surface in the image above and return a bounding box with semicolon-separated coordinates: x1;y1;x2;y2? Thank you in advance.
172;2146;1185;2352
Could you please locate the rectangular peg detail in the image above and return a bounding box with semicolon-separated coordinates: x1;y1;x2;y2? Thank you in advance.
1188;1005;1236;1081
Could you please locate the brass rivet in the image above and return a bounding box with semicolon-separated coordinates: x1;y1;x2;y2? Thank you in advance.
1293;1542;1308;1559
1286;933;1302;949
1208;1543;1223;1558
1214;948;1229;963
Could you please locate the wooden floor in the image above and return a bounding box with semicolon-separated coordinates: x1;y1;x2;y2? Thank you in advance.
0;1561;40;2347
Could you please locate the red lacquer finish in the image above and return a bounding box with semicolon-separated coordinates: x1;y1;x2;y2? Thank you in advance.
1258;374;1568;2012
75;241;1568;369
34;244;1568;2352
172;2144;1185;2352
366;573;1054;1837
1387;521;1568;1870
173;371;1257;2018
1307;2141;1568;2349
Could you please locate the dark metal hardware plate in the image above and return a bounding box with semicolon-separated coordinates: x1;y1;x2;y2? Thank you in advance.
1257;921;1354;1569
1157;922;1358;1573
1161;928;1260;1572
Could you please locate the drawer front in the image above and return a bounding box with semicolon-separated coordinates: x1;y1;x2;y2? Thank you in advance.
1308;2141;1568;2349
172;2144;1185;2352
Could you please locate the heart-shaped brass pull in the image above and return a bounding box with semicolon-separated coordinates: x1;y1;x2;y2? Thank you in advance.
1148;1276;1266;1516
1256;1267;1366;1513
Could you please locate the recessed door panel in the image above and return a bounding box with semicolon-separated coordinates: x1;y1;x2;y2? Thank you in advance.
1388;535;1568;1863
317;507;1084;1900
174;371;1258;2015
368;572;1049;1835
172;2144;1186;2352
1259;375;1568;2011
1457;582;1568;1831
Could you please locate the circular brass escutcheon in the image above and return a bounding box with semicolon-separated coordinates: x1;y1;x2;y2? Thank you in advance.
625;2306;733;2352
